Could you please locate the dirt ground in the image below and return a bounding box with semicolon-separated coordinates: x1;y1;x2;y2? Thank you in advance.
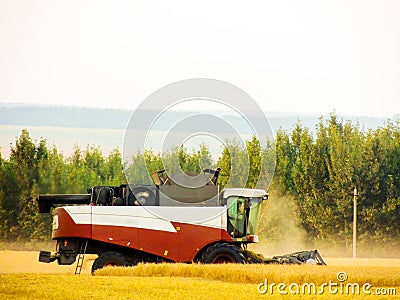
1;250;400;275
0;251;96;275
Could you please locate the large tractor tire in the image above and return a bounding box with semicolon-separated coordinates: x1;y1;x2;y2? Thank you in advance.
91;251;132;274
201;243;246;264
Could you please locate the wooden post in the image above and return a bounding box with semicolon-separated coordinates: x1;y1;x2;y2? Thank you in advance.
352;187;358;259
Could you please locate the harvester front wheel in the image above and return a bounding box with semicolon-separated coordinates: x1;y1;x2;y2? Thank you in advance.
91;251;132;274
201;243;245;264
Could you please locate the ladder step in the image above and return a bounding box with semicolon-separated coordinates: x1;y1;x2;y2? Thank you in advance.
74;240;88;275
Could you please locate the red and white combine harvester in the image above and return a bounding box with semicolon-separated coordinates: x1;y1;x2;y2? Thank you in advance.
38;169;325;274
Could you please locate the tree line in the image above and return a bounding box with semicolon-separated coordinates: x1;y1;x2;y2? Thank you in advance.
273;114;400;253
0;115;399;254
0;129;125;241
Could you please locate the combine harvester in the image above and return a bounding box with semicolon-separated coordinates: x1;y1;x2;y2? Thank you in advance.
37;169;326;274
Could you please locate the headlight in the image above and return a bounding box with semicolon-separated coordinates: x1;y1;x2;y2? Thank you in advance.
52;215;59;230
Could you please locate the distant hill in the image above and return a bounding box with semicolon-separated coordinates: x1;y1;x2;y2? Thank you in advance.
0;104;131;129
0;103;394;133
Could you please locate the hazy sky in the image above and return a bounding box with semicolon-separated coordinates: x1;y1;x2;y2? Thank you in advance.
0;0;399;117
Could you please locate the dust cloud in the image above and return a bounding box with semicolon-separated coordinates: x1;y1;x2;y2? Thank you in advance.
251;190;400;259
250;191;312;257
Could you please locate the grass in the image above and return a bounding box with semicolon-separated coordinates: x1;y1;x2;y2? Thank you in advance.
95;262;400;287
0;274;259;300
0;251;399;299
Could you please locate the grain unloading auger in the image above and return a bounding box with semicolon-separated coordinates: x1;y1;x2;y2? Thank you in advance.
37;169;326;274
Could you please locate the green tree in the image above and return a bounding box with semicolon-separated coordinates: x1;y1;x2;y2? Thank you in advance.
217;139;249;188
9;130;48;239
246;136;262;189
104;148;126;185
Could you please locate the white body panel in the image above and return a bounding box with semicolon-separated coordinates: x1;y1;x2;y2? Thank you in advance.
64;206;227;233
221;188;267;199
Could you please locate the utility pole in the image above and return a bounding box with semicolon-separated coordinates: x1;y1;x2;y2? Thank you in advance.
352;187;358;259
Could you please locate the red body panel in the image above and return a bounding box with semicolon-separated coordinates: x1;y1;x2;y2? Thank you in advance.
53;207;232;262
178;222;232;261
90;222;231;262
91;224;139;249
52;207;91;239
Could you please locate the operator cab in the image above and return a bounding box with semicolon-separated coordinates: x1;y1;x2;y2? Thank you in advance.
221;188;268;240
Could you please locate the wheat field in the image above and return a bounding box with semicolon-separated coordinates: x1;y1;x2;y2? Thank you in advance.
0;251;399;299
